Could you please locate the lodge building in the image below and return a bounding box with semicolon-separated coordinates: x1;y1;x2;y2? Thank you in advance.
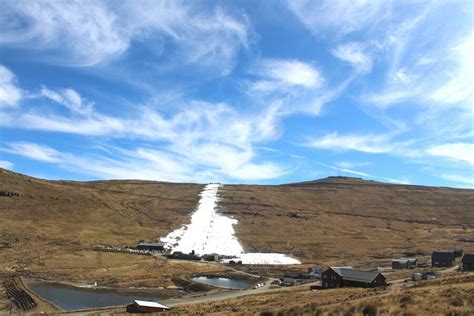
136;242;164;252
321;267;386;288
431;252;456;268
462;254;474;272
392;258;417;269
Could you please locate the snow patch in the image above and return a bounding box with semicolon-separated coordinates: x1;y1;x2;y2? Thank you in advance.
160;184;300;265
231;253;301;265
160;184;243;256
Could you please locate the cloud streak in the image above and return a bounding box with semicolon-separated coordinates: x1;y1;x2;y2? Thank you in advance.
427;143;474;166
3;141;288;182
0;0;251;73
3;142;61;163
331;42;372;73
286;0;387;35
0;2;472;188
0;65;22;108
40;87;94;116
251;59;323;91
0;63;287;182
305;132;394;154
0;160;13;170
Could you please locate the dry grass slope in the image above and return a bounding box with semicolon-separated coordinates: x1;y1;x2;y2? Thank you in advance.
219;177;474;266
1;170;473;314
0;168;226;288
169;273;474;315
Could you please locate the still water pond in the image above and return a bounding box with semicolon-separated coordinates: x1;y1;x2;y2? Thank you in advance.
29;283;159;311
191;276;250;289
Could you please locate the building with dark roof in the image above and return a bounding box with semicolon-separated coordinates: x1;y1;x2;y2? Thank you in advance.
136;242;164;252
392;258;417;269
202;253;219;261
461;254;474;271
431;252;455;267
280;277;297;287
321;267;386;288
168;251;201;261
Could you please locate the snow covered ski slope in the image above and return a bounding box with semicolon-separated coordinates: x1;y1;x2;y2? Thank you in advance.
160;184;300;265
160;184;243;256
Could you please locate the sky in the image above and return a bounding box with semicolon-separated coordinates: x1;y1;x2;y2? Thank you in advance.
0;0;473;187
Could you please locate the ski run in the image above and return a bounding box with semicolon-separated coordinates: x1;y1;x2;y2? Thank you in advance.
161;184;300;265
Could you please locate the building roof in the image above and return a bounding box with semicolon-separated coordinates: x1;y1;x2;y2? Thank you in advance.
134;300;169;309
393;258;417;263
137;242;164;247
462;254;474;263
404;257;417;262
432;252;455;260
330;266;353;273
330;267;382;283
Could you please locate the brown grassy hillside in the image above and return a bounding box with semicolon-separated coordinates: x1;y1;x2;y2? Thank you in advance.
0;168;227;288
219;177;474;266
1;169;473;286
168;273;474;315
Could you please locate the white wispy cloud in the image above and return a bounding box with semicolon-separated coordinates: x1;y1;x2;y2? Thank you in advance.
0;65;22;108
40;87;94;116
427;35;474;107
251;59;323;92
427;143;474;166
0;1;127;66
331;42;372;73
0;65;287;182
246;58;353;116
0;65;282;150
440;174;474;187
335;161;371;169
365;33;474;111
0;160;13;170
1;103;286;181
357;3;473;149
9;113;124;136
290;154;305;160
1;2;472;187
0;0;250;73
2;141;288;182
289;0;472;160
3;142;61;163
286;0;387;35
306;132;394;153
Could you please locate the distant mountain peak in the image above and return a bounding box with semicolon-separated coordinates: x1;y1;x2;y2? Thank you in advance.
286;176;383;186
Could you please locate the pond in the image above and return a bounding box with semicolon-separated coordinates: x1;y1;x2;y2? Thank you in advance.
191;276;250;289
28;282;161;311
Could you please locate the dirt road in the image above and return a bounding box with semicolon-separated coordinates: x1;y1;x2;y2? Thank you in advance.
162;279;319;307
163;264;460;307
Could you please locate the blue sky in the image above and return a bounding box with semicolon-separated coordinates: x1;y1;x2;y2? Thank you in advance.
0;0;473;187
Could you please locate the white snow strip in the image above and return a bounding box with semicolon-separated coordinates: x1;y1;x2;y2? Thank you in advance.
160;184;300;265
161;184;243;256
236;253;301;265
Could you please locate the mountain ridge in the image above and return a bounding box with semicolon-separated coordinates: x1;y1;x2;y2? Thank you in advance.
1;168;470;190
